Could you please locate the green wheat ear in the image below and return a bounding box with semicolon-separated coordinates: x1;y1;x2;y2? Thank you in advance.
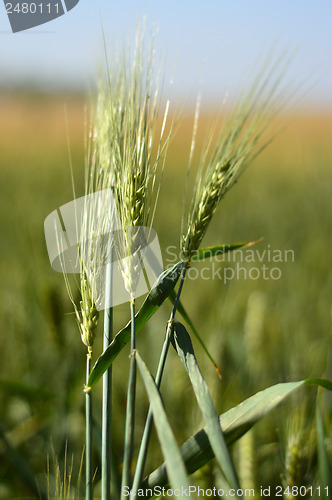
59;268;98;350
55;230;99;350
181;57;289;262
86;29;178;296
77;272;99;349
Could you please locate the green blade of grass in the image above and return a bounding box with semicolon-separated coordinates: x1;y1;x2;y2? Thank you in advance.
135;352;193;499
87;261;185;388
169;294;221;378
191;240;261;262
172;321;241;497
304;378;332;391
144;378;332;490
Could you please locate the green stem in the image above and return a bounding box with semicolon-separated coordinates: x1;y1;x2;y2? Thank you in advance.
131;266;187;495
102;262;113;500
121;298;137;498
86;348;93;500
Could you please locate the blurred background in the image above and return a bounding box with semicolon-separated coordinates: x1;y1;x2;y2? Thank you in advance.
0;1;332;498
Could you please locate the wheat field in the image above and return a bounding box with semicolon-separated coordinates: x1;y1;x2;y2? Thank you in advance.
0;91;332;498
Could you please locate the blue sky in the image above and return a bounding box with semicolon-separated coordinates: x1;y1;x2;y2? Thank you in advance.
0;0;331;108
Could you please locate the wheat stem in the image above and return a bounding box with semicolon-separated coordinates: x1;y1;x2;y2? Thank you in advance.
131;266;187;495
85;348;93;500
121;299;137;498
101;262;113;500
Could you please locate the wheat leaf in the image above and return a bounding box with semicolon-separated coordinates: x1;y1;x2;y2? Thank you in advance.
191;240;261;262
172;322;241;495
87;261;184;388
135;352;193;498
144;378;332;490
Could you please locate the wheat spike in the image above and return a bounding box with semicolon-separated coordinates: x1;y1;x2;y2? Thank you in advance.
182;57;290;261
